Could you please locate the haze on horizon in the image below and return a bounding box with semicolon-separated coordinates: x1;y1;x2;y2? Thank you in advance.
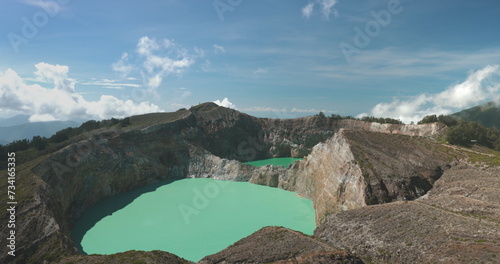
1;0;500;124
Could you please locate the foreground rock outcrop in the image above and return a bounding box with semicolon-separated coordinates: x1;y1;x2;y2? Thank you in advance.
199;226;364;264
58;250;193;264
315;167;500;264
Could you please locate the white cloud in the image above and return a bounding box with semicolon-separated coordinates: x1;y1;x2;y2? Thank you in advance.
320;0;339;19
181;91;192;98
29;113;57;122
194;47;205;57
291;107;334;113
20;0;66;12
137;36;159;56
102;86;125;90
147;73;163;89
201;60;213;72
112;53;133;77
34;62;76;93
301;0;339;20
302;3;314;18
253;68;268;75
433;65;500;108
113;36;195;90
0;63;162;122
214;98;236;109
368;94;435;124
243;106;286;113
365;65;500;124
137;37;194;89
81;79;141;89
213;44;226;54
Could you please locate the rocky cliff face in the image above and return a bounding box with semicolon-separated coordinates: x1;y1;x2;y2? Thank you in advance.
0;104;457;263
276;130;367;224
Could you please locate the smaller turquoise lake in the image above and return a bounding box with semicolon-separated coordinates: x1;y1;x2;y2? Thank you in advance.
244;157;302;167
73;159;314;262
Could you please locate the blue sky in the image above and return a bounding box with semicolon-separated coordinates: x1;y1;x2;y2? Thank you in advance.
1;0;500;123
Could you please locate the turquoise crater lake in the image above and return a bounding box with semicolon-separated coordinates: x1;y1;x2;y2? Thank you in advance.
244;157;302;167
73;159;314;262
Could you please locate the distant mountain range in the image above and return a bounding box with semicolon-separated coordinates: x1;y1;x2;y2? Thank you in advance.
0;115;32;127
451;101;500;129
0;115;81;145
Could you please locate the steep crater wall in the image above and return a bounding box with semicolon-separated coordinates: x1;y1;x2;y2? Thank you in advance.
0;106;451;263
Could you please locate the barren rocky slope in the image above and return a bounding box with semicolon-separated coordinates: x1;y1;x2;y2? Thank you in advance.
199;226;364;264
315;166;500;264
0;103;495;263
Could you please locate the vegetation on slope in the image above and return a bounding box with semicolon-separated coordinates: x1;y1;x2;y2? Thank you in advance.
447;121;500;150
451;101;500;129
318;111;404;124
417;114;458;127
0;110;193;170
0;118;128;169
418;114;500;151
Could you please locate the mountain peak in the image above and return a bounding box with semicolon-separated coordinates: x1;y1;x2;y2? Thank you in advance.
189;102;220;112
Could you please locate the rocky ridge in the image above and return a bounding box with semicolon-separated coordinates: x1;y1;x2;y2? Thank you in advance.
0;103;495;263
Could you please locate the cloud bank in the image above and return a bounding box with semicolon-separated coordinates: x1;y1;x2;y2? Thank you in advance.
363;65;500;123
0;63;161;122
